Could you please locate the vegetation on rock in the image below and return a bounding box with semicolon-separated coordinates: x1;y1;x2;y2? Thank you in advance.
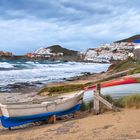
111;57;140;72
48;45;78;56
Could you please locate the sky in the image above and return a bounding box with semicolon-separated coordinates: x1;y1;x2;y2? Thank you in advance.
0;0;140;55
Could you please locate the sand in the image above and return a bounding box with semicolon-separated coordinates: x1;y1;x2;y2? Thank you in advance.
0;109;140;140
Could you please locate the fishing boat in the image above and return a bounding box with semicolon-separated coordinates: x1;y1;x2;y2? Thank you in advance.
85;77;138;90
0;91;84;128
83;77;140;102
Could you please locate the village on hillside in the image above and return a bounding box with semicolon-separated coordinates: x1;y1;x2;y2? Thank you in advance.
26;41;140;63
0;37;140;62
84;42;134;63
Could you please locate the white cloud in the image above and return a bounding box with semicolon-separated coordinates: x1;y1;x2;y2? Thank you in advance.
0;0;140;54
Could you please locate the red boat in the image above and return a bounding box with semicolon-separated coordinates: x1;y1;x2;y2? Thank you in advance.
85;77;138;91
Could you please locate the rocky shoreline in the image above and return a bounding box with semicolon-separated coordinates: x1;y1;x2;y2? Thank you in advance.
0;68;129;103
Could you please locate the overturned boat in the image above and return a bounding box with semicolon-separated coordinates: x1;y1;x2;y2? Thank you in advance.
0;91;84;128
85;77;138;90
83;77;140;102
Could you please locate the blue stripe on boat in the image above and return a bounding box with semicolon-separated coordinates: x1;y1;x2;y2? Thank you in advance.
0;104;81;128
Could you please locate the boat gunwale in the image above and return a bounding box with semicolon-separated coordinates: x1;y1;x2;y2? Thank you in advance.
0;91;84;109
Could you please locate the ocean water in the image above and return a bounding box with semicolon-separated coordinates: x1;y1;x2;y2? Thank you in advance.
0;60;110;92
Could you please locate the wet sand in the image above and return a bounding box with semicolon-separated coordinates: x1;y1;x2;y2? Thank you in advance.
0;109;140;140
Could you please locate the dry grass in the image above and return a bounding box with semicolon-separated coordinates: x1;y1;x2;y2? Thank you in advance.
116;94;140;108
112;57;140;72
38;84;85;96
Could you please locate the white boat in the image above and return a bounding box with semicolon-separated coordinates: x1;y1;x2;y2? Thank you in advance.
0;91;84;128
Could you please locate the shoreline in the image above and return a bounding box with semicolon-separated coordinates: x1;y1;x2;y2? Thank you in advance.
0;67;139;103
0;60;111;93
0;72;102;103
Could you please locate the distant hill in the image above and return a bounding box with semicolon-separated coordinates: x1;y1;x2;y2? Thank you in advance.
47;45;78;56
0;51;13;57
115;34;140;43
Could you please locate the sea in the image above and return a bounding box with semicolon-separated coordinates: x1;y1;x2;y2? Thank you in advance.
0;60;110;93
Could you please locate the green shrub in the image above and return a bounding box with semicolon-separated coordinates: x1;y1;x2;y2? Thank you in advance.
80;102;88;111
104;95;114;103
101;94;140;109
80;101;93;111
114;94;140;108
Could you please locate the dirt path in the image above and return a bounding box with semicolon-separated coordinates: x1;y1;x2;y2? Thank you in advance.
0;109;140;140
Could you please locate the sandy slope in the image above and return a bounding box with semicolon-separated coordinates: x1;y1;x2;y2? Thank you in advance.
0;109;140;140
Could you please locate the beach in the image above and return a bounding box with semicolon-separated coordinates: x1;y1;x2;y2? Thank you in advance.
0;109;140;140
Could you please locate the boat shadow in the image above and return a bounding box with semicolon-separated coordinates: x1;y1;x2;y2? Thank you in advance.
0;110;90;133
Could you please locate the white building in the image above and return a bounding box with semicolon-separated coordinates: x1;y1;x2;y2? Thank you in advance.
84;42;134;63
34;48;52;55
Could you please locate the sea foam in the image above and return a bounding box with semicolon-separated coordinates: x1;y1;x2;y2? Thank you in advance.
0;61;110;92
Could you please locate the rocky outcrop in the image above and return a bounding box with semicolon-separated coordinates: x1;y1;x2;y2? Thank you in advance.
0;51;13;57
26;45;82;62
48;45;78;56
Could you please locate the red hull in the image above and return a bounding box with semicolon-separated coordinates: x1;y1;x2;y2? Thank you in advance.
85;77;138;90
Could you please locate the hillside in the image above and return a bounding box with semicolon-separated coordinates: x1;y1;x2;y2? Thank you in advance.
47;45;78;56
115;34;140;43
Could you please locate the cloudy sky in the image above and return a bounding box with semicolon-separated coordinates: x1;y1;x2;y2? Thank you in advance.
0;0;140;54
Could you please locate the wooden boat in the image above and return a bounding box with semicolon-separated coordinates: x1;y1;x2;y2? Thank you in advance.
85;77;138;90
83;83;140;102
0;91;84;128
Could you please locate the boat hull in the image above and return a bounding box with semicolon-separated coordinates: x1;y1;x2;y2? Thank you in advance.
83;83;140;102
85;77;138;90
0;91;84;128
0;104;80;128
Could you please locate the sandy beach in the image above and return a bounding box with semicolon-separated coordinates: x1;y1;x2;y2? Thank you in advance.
0;109;140;140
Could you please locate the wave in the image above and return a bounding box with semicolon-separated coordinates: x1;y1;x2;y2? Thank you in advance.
0;61;107;70
0;60;110;92
0;62;14;69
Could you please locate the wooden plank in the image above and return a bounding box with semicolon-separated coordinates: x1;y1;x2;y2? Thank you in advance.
93;83;117;114
93;83;100;114
0;109;2;116
94;97;100;114
94;94;113;109
48;115;56;124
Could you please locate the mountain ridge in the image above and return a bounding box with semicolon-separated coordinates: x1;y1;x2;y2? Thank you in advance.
47;45;78;56
115;34;140;43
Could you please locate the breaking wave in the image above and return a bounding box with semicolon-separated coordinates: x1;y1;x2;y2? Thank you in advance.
0;60;110;92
